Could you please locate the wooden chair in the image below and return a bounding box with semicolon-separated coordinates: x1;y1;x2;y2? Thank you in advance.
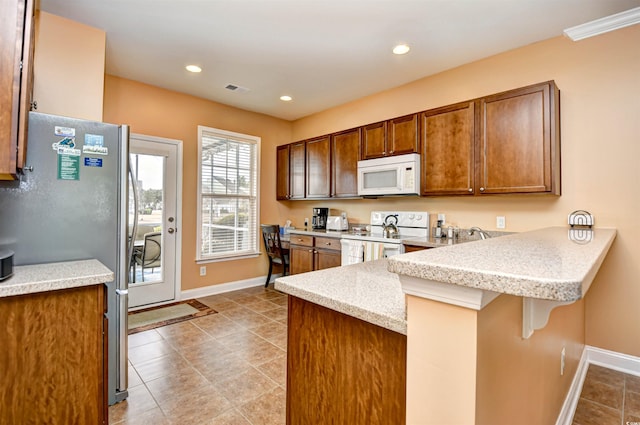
133;232;162;282
261;224;289;287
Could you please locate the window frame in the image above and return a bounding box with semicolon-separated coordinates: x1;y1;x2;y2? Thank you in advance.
196;125;261;263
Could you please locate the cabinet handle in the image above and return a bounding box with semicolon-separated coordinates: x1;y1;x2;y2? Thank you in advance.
468;188;473;192
325;242;331;246
480;187;485;192
308;249;313;253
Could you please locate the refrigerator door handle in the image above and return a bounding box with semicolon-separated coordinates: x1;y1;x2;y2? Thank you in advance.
115;288;128;392
125;127;139;282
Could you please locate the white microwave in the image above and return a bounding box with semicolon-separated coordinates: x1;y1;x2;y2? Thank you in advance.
357;153;420;196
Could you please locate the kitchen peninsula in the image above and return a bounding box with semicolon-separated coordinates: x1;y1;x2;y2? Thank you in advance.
275;226;617;424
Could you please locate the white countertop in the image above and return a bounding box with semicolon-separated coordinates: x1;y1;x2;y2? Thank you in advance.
275;259;407;335
388;226;617;302
0;259;114;297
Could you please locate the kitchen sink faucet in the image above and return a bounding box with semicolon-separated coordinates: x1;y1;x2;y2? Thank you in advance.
468;227;491;240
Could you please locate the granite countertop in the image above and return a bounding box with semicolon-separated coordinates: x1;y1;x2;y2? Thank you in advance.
275;259;407;335
0;259;114;297
388;226;617;302
287;228;346;238
402;230;514;248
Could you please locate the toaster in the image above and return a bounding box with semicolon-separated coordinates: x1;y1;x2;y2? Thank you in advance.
326;215;349;231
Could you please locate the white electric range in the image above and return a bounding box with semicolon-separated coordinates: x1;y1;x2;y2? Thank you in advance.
340;211;430;265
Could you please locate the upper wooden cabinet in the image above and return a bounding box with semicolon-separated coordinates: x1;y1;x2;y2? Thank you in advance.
289;141;306;199
331;128;360;198
421;81;560;196
276;144;290;200
361;121;387;159
0;0;35;180
388;113;420;156
478;81;560;195
278;81;560;200
306;136;331;198
362;114;420;159
277;128;360;201
421;102;476;196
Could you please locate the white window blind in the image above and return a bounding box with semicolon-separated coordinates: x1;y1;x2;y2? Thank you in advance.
197;126;260;261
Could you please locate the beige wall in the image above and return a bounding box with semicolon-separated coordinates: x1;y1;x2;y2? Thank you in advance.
287;25;640;357
103;76;292;290
33;11;105;121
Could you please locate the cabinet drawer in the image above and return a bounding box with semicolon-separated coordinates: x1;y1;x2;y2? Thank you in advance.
290;235;313;247
315;237;340;251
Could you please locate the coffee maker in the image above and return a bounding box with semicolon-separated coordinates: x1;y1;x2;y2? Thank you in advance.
312;207;329;230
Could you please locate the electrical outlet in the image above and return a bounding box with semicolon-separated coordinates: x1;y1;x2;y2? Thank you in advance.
200;266;206;276
560;347;566;375
437;213;446;226
496;216;506;229
304;217;309;228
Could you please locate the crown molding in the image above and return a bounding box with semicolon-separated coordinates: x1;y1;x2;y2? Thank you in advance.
563;6;640;41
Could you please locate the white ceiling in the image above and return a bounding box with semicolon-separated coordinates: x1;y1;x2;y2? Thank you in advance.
39;0;640;121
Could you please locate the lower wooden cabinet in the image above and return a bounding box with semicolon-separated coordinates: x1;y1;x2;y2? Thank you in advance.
287;296;407;424
403;244;430;253
289;234;341;274
0;284;107;424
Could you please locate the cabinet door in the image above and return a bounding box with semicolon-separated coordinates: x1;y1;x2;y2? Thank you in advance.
306;136;331;198
290;245;314;275
331;128;360;198
421;102;476;196
17;0;34;171
388;113;419;156
276;144;290;200
315;248;341;270
479;81;560;195
361;121;387;159
289;141;306;199
0;0;33;179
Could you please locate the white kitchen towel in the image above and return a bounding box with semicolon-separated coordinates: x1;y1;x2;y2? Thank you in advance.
364;242;384;261
347;241;364;265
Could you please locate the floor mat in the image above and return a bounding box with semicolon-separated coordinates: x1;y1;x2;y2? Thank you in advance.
128;299;217;334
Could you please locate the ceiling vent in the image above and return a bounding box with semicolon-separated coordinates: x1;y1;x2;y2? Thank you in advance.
225;83;250;93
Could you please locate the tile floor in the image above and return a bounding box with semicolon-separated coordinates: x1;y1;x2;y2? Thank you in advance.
110;285;639;425
572;364;640;425
109;286;288;425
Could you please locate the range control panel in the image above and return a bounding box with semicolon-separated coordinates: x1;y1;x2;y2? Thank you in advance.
370;211;429;229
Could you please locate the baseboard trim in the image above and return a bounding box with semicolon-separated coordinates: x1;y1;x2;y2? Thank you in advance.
556;345;640;425
555;348;589;425
180;274;282;300
585;345;640;376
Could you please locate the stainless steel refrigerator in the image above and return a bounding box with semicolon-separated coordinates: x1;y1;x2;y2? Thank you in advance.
0;111;131;405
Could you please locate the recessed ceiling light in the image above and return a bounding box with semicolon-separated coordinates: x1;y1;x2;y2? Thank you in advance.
185;65;202;73
393;44;410;55
280;95;292;102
